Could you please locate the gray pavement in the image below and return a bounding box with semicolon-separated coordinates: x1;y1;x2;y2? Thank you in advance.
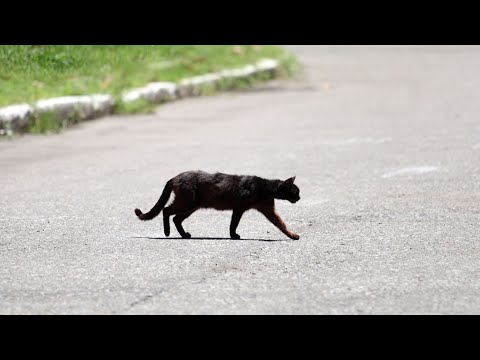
1;45;480;314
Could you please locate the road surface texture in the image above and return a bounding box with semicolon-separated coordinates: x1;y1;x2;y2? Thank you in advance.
1;46;480;314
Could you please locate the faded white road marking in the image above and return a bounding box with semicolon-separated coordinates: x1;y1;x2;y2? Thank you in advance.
382;166;440;178
326;137;392;146
301;199;330;206
473;143;480;150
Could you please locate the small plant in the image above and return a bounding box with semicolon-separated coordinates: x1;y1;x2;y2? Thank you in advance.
27;112;63;134
278;54;300;79
198;83;218;96
0;121;14;137
114;99;157;115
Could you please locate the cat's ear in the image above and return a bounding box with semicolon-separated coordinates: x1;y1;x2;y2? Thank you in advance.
285;176;296;185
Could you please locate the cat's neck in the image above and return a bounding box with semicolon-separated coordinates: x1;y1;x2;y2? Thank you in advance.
262;178;283;200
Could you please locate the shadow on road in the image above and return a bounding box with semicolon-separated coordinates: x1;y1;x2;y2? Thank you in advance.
130;236;291;242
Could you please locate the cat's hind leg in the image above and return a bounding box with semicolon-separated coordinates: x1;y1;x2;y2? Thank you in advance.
173;209;197;239
230;209;246;239
163;195;195;238
163;207;172;237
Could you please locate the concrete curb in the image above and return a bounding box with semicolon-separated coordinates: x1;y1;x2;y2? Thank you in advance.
36;94;115;122
122;82;177;103
0;104;34;135
0;58;280;136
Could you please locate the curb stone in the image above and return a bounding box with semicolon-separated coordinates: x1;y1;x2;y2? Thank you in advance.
122;82;177;103
176;73;223;98
36;95;115;122
0;58;281;136
0;104;34;135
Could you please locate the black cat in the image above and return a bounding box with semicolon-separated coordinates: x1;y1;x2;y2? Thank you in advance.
135;171;300;240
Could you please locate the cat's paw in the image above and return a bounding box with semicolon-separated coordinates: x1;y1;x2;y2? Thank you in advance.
182;232;192;239
231;233;241;240
164;229;170;237
289;233;300;240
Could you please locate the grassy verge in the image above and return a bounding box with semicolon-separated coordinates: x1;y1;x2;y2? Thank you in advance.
0;45;296;108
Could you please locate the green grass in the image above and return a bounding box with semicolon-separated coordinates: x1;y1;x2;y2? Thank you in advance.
27;111;64;134
0;45;295;108
114;98;157;115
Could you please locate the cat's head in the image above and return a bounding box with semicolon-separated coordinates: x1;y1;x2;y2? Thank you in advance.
277;176;300;203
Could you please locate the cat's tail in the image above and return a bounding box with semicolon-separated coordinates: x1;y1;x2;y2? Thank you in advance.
134;180;173;221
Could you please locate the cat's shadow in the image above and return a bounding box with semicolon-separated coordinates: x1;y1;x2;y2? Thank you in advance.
131;236;291;242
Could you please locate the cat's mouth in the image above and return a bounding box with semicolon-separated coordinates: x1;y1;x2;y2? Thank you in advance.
290;197;300;203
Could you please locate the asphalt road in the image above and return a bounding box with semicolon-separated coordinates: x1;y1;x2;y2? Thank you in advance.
1;46;480;314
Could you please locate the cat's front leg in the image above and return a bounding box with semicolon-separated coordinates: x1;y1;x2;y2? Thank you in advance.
230;209;245;239
257;206;300;240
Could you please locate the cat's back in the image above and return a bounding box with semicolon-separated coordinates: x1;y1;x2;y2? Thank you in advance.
174;170;243;183
173;171;267;192
171;171;268;209
174;170;259;192
173;170;230;183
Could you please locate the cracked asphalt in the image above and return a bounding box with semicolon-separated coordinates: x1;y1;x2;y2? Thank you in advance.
1;46;480;314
